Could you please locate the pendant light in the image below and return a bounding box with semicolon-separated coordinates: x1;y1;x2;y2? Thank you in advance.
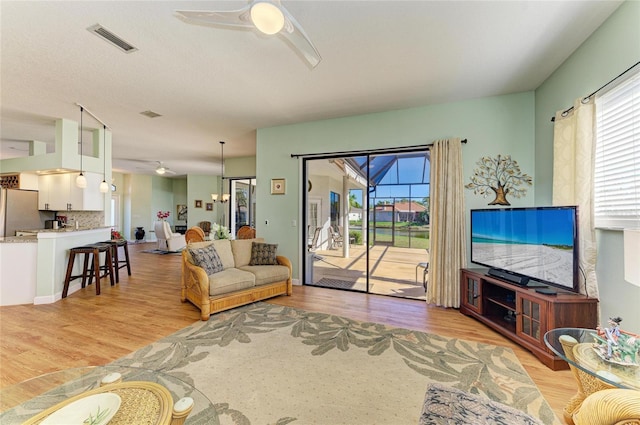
211;141;229;203
99;125;109;193
75;106;87;188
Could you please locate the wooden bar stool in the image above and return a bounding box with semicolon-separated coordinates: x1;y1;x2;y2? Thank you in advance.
62;243;114;298
102;239;132;283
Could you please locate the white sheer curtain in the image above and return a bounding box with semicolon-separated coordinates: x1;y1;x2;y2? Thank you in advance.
427;138;466;307
552;97;599;298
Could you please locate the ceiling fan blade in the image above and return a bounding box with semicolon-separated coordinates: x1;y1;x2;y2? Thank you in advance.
175;7;252;30
279;5;321;68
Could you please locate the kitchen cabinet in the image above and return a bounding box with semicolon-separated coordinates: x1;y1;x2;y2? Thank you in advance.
38;173;104;211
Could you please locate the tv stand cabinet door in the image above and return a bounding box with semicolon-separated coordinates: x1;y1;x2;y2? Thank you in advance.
515;293;547;346
460;270;483;314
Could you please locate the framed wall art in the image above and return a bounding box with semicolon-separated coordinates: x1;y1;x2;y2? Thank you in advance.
195;200;202;208
271;178;286;195
206;202;213;211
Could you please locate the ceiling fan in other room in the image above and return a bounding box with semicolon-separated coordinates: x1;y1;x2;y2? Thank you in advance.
155;161;176;175
175;0;321;68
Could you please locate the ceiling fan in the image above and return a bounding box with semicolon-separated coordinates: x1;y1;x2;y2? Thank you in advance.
175;0;321;68
155;161;176;175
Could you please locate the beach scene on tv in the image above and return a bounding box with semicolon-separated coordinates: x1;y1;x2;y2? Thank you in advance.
471;208;576;288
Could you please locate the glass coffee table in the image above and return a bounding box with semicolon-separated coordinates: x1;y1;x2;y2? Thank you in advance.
544;327;640;423
0;366;214;425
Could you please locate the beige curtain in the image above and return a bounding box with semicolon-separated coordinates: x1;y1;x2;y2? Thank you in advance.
552;97;599;299
427;138;467;307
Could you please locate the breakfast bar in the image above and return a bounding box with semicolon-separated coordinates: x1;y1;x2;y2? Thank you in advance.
0;227;110;306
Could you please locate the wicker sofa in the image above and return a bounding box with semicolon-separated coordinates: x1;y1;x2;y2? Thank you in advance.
181;238;292;320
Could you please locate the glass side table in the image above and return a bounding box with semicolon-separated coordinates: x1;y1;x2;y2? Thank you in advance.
544;327;639;423
0;366;215;425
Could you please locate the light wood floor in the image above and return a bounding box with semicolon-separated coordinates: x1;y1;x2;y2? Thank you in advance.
0;242;574;421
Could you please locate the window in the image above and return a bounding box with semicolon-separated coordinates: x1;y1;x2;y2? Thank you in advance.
594;71;640;228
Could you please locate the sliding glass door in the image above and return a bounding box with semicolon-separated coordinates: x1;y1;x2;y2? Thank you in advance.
303;149;430;300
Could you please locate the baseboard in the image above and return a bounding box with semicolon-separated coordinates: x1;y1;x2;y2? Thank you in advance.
34;282;81;305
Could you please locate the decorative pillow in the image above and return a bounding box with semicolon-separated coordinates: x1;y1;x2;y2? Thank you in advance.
188;244;224;275
249;242;278;266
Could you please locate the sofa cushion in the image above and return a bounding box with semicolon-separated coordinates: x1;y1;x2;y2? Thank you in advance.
231;238;265;267
186;239;235;269
249;242;279;266
188;244;223;275
238;265;290;286
209;268;255;296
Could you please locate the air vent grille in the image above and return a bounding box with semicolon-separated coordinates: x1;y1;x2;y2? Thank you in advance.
87;24;138;53
140;110;162;118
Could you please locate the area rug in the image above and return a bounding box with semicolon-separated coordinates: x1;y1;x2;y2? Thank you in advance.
308;277;358;289
141;248;183;255
110;302;558;425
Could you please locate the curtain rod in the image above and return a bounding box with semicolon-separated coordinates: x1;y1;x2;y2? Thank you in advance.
291;139;467;159
550;61;640;122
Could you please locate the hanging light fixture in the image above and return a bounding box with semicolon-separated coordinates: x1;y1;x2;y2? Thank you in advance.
212;141;229;203
99;125;109;193
75;107;87;188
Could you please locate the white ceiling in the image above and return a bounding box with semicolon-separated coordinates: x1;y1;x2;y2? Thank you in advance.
0;1;622;177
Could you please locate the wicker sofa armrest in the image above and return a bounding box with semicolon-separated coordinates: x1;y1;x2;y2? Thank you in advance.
181;251;211;319
276;255;293;295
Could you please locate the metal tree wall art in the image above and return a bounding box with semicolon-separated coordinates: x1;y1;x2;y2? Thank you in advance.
465;154;532;205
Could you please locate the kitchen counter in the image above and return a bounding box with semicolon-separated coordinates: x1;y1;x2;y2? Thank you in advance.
0;227;110;243
0;227;111;305
0;236;38;243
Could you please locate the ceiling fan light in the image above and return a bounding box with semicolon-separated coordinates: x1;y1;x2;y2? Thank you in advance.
99;180;110;193
76;173;87;189
250;2;284;35
156;167;166;175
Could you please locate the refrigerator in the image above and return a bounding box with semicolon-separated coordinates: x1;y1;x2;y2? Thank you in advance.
0;189;47;237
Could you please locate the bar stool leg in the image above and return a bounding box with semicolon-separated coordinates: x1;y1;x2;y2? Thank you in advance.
62;251;77;298
92;247;101;295
106;248;115;287
123;242;131;276
112;244;120;283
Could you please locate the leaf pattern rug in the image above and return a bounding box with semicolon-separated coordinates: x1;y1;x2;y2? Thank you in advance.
111;302;558;425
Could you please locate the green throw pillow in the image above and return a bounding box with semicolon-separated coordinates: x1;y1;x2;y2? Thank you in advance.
249;242;278;266
188;244;224;275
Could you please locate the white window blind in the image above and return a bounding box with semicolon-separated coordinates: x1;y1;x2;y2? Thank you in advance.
594;71;640;229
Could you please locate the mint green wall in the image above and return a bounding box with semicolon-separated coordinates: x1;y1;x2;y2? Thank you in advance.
534;0;640;333
256;92;535;281
129;174;152;241
225;156;256;178
173;178;188;226
152;176;177;229
187;175;220;227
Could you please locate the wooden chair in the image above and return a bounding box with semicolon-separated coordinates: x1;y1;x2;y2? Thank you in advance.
197;221;211;237
237;225;256;239
185;226;205;243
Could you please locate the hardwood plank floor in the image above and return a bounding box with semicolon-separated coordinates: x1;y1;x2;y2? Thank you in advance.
0;242;574;421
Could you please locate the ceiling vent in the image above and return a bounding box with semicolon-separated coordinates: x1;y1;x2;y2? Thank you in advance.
140;110;162;118
87;24;138;53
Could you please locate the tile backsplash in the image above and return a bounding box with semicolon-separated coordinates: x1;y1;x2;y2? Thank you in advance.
55;211;105;228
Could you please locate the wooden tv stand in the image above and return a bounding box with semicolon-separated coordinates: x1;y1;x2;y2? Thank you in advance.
459;268;598;370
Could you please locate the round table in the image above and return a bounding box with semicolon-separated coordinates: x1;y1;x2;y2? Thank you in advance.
0;366;214;425
544;328;640;424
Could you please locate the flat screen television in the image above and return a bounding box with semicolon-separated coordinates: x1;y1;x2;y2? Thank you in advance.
470;206;579;293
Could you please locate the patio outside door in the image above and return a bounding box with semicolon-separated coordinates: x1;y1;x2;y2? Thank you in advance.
304;150;430;300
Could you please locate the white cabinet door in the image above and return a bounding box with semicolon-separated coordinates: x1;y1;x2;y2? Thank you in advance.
48;174;71;211
39;172;104;211
38;175;51;210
